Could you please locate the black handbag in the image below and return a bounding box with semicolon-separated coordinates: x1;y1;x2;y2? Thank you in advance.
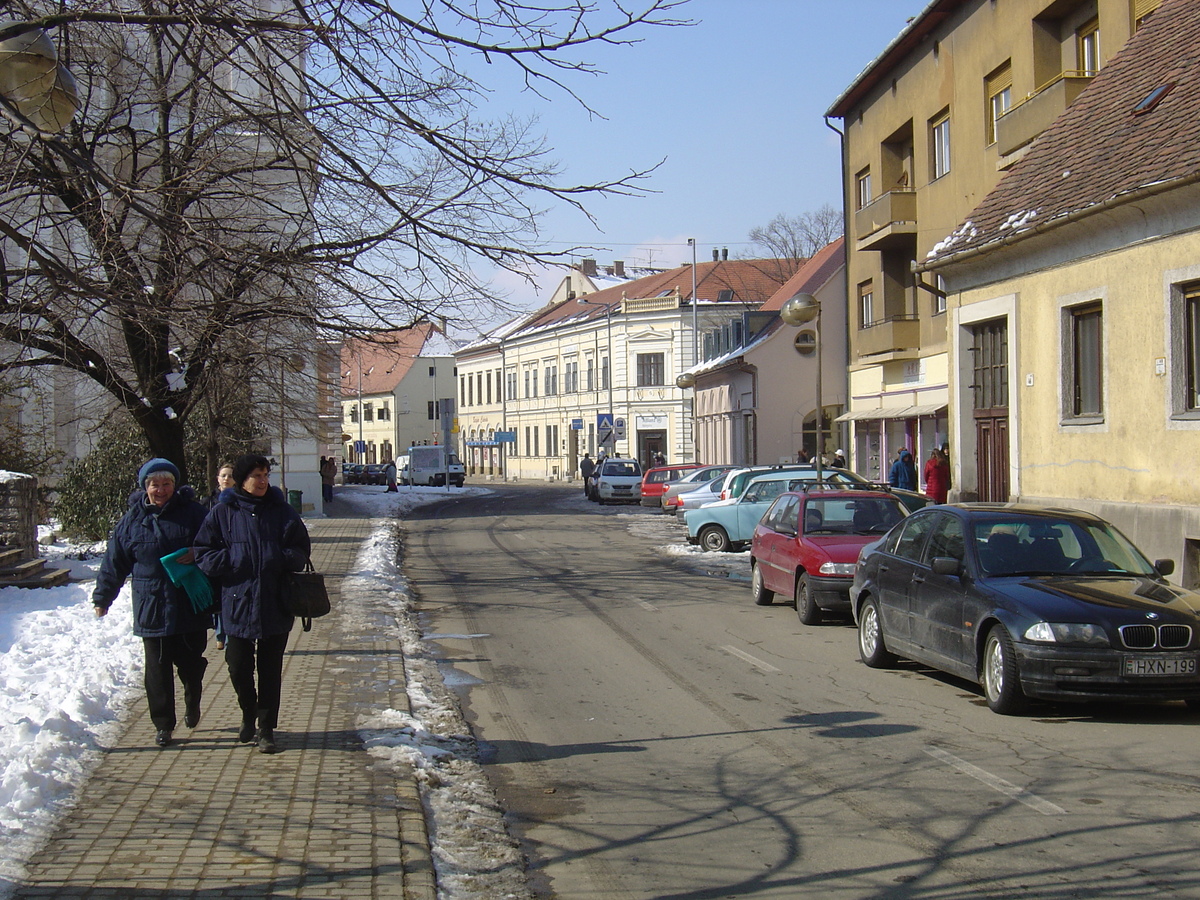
287;559;331;631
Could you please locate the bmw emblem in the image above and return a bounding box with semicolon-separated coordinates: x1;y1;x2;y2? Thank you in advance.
1146;612;1160;620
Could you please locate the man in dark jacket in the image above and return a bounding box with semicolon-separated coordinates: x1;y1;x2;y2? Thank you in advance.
94;458;211;748
889;449;918;491
194;454;311;754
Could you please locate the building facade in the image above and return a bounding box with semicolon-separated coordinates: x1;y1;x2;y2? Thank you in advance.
455;259;793;480
826;0;1152;487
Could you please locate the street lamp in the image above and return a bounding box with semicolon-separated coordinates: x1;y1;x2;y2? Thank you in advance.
0;22;80;135
780;292;823;481
579;295;616;452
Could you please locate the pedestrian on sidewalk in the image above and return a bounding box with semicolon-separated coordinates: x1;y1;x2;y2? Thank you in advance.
320;455;337;503
93;458;212;749
384;458;398;492
194;453;311;754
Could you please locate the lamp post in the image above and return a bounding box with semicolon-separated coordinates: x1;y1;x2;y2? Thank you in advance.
579;295;616;453
780;292;823;481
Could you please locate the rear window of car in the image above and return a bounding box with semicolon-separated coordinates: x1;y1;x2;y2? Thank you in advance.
603;461;641;477
646;470;672;484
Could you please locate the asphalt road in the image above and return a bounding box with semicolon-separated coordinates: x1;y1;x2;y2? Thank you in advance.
403;482;1200;900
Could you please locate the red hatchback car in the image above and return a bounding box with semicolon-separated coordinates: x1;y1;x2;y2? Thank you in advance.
750;488;907;624
640;464;704;508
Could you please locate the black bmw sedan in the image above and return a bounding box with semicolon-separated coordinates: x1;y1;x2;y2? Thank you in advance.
849;504;1200;714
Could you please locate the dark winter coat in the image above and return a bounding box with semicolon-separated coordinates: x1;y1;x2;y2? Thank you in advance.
93;486;212;638
889;453;918;491
194;485;311;640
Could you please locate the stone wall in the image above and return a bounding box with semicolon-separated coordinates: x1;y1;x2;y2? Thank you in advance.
0;471;38;558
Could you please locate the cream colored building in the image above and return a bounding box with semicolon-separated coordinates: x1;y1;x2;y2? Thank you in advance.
455;259;791;479
918;0;1200;581
826;0;1152;488
339;324;458;466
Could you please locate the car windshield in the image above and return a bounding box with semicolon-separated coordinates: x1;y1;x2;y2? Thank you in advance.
805;497;906;535
973;517;1159;577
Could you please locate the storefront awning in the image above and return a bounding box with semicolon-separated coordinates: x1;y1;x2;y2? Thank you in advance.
835;404;946;423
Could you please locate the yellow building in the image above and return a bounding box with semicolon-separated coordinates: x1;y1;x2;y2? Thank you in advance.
827;0;1152;485
919;0;1200;580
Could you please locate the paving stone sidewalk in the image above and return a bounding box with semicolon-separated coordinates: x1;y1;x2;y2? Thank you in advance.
12;499;436;900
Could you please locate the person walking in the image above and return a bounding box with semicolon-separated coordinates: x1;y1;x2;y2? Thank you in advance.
579;452;595;496
924;447;951;504
384;458;398;492
204;462;236;510
889;448;917;491
194;453;311;754
320;456;337;503
93;458;212;748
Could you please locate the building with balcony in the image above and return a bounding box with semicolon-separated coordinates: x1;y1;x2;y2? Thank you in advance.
826;0;1154;486
918;0;1200;580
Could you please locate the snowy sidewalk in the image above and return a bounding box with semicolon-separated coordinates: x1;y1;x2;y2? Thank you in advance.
10;503;436;900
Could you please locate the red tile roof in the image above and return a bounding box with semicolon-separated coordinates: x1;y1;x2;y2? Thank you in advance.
759;238;845;312
340;323;439;397
923;0;1198;267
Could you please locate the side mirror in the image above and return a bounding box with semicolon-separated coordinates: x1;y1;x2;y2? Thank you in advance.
931;557;962;577
1155;558;1175;577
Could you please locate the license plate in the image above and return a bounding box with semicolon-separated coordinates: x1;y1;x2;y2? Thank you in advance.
1122;655;1198;676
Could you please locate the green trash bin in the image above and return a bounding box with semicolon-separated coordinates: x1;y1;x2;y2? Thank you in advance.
287;489;303;513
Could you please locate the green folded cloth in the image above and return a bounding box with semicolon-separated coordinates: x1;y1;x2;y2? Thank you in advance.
160;548;215;613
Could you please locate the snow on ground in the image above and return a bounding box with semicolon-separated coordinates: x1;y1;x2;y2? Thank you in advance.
0;480;737;899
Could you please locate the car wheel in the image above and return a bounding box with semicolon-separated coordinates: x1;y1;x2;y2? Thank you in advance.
857;597;895;667
751;563;774;605
698;525;731;553
794;574;822;625
981;625;1028;715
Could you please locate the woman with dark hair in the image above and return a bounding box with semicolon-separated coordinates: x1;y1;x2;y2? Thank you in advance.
194;453;311;754
93;458;211;748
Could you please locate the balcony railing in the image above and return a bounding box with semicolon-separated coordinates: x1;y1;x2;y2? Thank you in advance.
856;314;921;359
995;71;1094;157
854;189;917;251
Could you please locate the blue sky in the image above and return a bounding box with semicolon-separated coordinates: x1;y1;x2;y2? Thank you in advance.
471;0;928;308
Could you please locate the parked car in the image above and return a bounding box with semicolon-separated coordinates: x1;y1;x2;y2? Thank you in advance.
750;488;907;624
720;465;928;513
684;473;812;552
661;465;739;514
640;464;704;507
588;458;643;504
344;464;366;484
850;503;1200;714
673;474;732;515
361;464;387;485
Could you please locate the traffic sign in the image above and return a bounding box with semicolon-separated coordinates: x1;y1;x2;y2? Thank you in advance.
597;413;615;445
570;418;583;430
614;417;626;440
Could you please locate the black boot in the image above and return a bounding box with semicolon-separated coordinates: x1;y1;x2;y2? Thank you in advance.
238;713;257;743
257;727;277;754
155;729;173;748
184;684;202;729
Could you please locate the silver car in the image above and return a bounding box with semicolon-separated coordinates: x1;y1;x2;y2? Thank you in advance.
673;474;729;514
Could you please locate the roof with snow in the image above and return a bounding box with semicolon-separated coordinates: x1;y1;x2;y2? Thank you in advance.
923;0;1197;267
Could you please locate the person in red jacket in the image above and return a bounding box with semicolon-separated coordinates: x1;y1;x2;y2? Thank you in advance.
924;447;950;504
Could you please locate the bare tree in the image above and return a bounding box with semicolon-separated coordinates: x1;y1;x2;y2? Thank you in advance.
747;205;843;265
0;1;687;479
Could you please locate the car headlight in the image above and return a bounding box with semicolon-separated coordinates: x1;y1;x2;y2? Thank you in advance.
818;562;857;576
1023;622;1109;646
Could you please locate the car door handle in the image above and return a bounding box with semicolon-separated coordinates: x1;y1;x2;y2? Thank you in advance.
912;575;926;584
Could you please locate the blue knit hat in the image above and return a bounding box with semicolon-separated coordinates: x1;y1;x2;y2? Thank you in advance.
138;457;180;487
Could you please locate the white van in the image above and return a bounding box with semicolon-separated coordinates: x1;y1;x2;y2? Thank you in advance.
404;445;466;487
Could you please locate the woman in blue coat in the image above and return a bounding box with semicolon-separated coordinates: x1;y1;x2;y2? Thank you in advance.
194;453;311;754
93;458;211;748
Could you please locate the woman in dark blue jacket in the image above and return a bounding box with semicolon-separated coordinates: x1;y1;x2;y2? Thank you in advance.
93;458;211;748
194;454;311;754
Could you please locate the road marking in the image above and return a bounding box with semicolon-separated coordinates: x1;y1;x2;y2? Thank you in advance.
637;600;657;612
924;746;1066;816
720;645;780;674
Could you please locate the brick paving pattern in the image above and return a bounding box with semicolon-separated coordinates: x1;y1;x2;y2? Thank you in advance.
11;499;436;899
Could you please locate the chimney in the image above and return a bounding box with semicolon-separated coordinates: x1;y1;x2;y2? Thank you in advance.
722;247;728;261
613;260;625;277
712;249;719;262
580;257;598;277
